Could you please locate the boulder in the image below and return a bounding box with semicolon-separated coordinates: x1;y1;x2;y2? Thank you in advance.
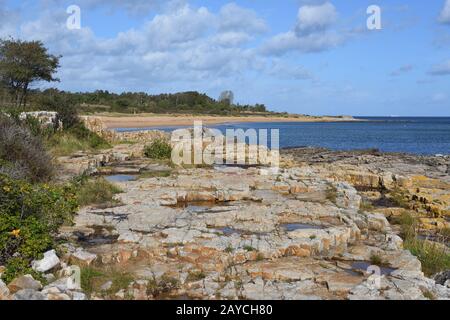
0;266;5;277
32;249;60;272
365;213;391;232
46;292;71;300
434;271;450;286
118;231;143;244
13;289;46;300
72;291;87;300
8;275;42;293
0;280;11;300
70;249;97;267
100;280;113;291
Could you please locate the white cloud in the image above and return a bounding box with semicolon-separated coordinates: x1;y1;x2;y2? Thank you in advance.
390;65;413;77
262;2;348;55
43;0;183;16
12;3;270;92
429;60;450;76
295;2;337;36
262;30;344;55
0;0;19;38
212;32;253;47
268;60;313;80
439;0;450;24
219;3;268;34
432;93;447;103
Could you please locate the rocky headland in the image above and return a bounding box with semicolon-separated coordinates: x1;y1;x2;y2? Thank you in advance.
2;130;448;301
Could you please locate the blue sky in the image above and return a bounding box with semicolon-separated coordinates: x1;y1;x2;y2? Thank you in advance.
1;0;449;116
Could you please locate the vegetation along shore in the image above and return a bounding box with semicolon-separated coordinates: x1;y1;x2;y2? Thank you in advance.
0;38;448;301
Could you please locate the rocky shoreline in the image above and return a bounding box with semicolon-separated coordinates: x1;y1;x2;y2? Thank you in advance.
2;142;448;300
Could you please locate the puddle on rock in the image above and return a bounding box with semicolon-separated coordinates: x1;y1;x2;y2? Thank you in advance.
214;227;267;237
217;227;243;236
349;261;397;276
172;201;236;214
75;225;119;247
105;175;137;183
282;223;325;232
417;233;449;246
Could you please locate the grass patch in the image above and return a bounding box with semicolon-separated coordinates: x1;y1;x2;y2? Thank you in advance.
325;185;338;205
437;227;450;241
81;267;105;295
392;211;418;239
144;139;172;160
389;188;411;209
138;170;172;179
47;124;111;157
422;290;436;300
403;237;450;276
359;200;375;212
243;245;256;252
48;132;93;156
369;253;386;266
73;176;122;207
392;211;450;276
146;274;180;298
224;244;234;253
186;270;206;282
81;266;134;297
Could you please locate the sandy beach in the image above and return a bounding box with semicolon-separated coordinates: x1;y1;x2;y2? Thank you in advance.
82;114;358;129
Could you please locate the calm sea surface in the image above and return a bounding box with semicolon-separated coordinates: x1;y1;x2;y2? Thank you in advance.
116;117;450;155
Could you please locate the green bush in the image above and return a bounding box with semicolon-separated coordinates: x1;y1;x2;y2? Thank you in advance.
0;115;54;182
144;139;172;160
73;175;122;207
0;174;78;232
0;215;52;283
47;123;111;156
1;257;45;284
38;94;80;130
0;174;78;282
68;123;110;149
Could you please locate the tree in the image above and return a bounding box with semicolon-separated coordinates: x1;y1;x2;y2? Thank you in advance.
0;39;60;108
218;90;234;106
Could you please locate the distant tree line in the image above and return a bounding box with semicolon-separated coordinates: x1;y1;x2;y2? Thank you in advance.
1;88;269;115
0;38;270;116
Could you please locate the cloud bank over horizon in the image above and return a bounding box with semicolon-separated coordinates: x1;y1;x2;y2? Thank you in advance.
0;0;449;116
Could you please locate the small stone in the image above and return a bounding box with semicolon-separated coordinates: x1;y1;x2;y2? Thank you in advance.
32;249;60;273
0;280;11;300
44;273;56;284
71;249;97;267
14;289;46;300
118;231;143;244
434;271;450;286
47;292;71;300
100;280;113;291
71;291;87;300
115;289;125;299
47;276;81;291
8;275;42;293
0;266;5;277
42;286;62;295
366;213;390;232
